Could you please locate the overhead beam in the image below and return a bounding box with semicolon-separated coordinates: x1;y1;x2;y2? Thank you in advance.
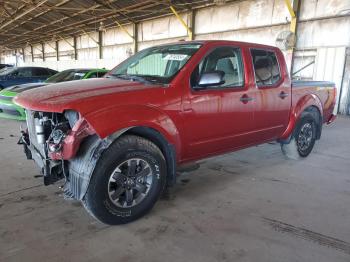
57;35;74;48
115;20;134;40
170;6;193;40
0;0;49;30
81;29;99;45
3;1;158;46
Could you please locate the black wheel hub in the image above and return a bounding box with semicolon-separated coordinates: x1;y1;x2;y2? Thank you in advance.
108;158;153;208
297;122;313;152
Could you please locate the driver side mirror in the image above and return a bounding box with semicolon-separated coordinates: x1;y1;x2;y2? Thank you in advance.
195;71;225;89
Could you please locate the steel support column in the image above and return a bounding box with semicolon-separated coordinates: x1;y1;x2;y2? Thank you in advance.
22;48;25;63
55;41;59;61
133;23;138;54
189;9;196;40
41;43;45;61
30;45;34;62
73;36;78;60
98;30;103;59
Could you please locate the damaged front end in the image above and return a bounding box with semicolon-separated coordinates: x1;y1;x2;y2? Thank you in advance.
19;109;95;187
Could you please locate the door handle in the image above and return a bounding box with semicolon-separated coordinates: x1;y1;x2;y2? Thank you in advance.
279;91;289;99
240;94;253;104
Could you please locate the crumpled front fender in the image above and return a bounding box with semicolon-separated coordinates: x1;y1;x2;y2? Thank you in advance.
83;104;182;160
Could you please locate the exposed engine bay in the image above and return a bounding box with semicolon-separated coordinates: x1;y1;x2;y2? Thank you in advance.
19;110;80;185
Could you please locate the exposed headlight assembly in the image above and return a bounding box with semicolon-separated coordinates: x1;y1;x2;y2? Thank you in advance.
64;110;80;128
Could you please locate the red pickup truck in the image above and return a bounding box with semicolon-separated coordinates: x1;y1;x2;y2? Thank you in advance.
15;40;337;224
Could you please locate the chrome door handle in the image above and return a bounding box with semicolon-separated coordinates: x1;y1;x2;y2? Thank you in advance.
279;91;289;99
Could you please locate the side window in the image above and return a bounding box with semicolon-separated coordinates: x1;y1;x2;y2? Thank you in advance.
32;68;49;77
96;71;107;78
191;46;244;89
73;72;86;80
87;72;97;78
250;49;281;87
47;69;57;76
17;68;32;77
9;70;19;77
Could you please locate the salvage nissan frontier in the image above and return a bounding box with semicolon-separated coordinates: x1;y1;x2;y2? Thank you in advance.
15;40;337;224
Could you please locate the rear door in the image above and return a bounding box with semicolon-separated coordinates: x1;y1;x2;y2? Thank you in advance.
250;49;291;141
182;45;256;160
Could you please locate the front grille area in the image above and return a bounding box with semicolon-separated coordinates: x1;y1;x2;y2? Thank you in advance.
26;109;45;156
0;95;13;102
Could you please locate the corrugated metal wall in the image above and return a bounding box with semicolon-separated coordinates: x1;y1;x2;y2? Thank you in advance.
1;0;349;113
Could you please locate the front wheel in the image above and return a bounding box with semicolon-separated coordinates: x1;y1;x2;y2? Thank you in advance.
83;135;166;225
281;115;317;160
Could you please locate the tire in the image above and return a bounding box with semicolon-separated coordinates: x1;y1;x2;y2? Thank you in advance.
281;114;317;160
83;135;166;225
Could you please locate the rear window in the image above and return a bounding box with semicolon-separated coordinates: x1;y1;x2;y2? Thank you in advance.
46;70;89;83
250;49;281;87
32;68;50;77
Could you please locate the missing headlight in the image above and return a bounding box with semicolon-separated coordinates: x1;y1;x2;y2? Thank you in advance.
64;110;80;128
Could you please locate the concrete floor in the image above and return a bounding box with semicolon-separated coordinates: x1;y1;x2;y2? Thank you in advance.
0;117;350;262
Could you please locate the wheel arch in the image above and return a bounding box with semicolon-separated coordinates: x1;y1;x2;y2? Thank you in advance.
65;118;180;201
280;94;323;141
123;126;177;187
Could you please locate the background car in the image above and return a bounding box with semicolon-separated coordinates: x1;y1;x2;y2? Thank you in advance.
0;68;109;120
0;64;13;71
0;66;57;90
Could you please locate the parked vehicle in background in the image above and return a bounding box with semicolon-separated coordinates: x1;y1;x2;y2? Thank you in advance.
0;66;57;90
15;40;337;225
0;64;13;71
0;68;108;120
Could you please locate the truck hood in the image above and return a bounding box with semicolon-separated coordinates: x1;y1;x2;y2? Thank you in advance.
14;78;162;113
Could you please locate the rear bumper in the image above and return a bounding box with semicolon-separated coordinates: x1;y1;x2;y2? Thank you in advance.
326;114;337;125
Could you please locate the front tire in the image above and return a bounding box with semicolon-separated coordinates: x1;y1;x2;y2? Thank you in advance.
83;135;166;225
281;114;317;160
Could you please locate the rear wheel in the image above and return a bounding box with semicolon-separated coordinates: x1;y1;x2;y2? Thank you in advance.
83;135;166;225
281;114;317;160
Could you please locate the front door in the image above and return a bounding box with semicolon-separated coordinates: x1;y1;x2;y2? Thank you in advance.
182;46;256;161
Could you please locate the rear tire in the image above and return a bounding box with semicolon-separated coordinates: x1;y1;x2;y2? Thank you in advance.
83;135;166;225
281;114;317;160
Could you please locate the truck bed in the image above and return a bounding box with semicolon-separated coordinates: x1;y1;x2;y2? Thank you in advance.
292;80;336;124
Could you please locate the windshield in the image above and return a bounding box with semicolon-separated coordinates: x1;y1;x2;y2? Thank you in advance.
109;43;202;84
46;69;90;83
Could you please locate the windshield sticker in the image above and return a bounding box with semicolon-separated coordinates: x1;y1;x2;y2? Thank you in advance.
163;54;188;61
